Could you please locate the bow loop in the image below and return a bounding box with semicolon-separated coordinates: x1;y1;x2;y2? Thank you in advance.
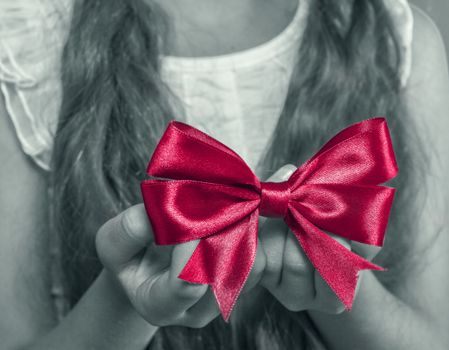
289;118;398;190
141;179;260;245
147;121;259;188
289;183;396;246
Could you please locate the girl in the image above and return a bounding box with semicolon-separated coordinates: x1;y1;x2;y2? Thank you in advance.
1;0;448;349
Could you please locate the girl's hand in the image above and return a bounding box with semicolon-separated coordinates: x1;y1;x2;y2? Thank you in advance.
258;165;381;314
95;204;266;328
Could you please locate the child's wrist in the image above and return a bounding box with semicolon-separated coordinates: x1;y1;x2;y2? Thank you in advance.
70;269;158;349
97;268;157;330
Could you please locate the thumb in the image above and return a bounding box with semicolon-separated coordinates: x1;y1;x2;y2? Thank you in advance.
265;164;297;182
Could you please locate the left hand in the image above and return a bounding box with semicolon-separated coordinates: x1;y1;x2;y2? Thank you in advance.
258;164;381;314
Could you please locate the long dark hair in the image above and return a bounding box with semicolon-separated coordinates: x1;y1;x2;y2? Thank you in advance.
51;0;426;348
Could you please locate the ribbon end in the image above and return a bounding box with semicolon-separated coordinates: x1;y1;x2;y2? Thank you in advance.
211;284;239;323
338;259;386;311
177;248;215;285
178;271;210;286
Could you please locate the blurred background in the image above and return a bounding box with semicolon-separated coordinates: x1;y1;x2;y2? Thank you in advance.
411;0;449;58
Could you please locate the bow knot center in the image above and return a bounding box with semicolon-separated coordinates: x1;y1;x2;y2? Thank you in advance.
259;181;291;217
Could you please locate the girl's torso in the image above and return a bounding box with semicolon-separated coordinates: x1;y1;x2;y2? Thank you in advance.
0;0;415;346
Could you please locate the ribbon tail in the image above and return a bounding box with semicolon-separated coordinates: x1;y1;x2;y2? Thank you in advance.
178;211;259;321
286;210;383;310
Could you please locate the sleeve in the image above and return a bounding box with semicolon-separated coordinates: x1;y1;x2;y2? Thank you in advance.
0;0;73;171
383;0;414;89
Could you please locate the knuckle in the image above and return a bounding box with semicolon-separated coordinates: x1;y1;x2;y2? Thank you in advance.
263;258;282;277
140;299;176;326
135;278;155;305
313;276;346;314
275;271;315;310
172;280;207;300
282;258;309;278
282;237;311;279
252;256;266;277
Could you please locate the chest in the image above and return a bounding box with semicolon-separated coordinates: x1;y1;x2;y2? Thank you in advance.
156;0;299;58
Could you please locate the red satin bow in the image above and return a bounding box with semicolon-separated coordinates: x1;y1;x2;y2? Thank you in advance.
141;117;398;321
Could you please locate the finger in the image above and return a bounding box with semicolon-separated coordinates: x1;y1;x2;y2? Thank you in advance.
120;243;173;290
350;241;382;261
175;238;267;327
273;230;315;311
241;238;266;294
178;288;221;328
265;164;297;182
259;218;287;288
142;240;209;325
311;233;350;314
311;272;346;314
96;204;154;272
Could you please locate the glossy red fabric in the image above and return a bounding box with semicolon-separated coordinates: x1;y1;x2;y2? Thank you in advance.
141;117;398;321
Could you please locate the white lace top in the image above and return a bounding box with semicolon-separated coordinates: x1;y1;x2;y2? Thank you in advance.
1;0;414;173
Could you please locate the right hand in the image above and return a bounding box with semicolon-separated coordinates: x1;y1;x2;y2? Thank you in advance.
95;203;266;328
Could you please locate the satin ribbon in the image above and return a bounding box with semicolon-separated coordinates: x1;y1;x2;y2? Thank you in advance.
141;117;398;321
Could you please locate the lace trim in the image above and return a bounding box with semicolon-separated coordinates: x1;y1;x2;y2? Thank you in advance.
385;0;414;88
0;0;73;171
